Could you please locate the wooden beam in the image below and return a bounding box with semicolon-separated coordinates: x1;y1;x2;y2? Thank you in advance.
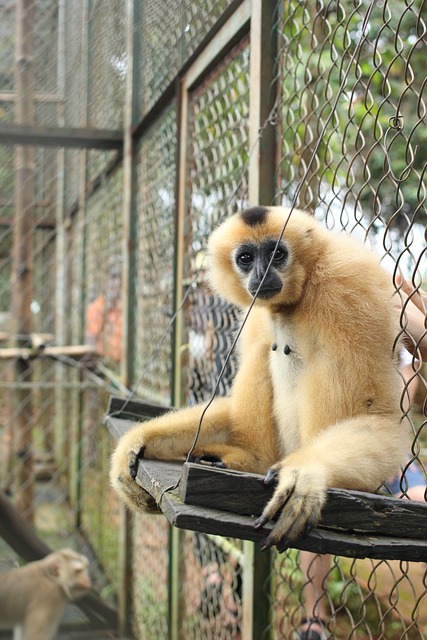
185;0;250;89
0;92;63;102
180;463;427;540
0;216;55;229
0;344;97;360
0;123;123;150
105;403;427;562
129;456;427;563
12;0;36;522
107;396;170;420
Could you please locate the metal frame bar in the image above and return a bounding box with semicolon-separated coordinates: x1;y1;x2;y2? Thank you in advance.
131;0;250;142
117;0;141;635
0;123;123;149
242;1;280;637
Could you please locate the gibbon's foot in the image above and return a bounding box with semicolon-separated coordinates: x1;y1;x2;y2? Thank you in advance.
129;445;145;479
110;442;160;513
114;471;159;513
254;465;327;549
189;453;227;468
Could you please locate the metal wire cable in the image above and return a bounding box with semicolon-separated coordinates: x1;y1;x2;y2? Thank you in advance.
157;0;378;504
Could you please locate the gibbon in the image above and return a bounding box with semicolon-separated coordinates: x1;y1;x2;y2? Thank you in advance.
0;548;91;640
110;206;407;547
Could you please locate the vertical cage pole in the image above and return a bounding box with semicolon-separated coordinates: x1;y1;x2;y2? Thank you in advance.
72;0;91;526
118;0;141;634
169;75;190;640
54;0;67;500
11;0;36;523
242;0;279;638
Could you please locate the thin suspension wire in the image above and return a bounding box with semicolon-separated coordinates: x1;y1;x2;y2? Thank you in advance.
157;0;377;504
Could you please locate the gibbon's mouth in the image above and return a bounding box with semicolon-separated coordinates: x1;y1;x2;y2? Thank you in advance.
249;285;282;299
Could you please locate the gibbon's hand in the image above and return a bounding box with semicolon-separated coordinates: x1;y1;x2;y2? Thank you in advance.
254;462;328;549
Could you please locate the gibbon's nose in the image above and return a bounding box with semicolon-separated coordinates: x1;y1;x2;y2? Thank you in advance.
248;272;283;299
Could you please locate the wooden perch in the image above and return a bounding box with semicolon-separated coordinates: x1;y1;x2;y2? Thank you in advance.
0;344;97;360
105;396;427;562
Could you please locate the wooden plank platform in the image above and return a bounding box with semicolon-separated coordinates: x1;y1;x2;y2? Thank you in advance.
105;396;427;562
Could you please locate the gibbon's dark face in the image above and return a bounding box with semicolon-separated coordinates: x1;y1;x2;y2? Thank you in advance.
234;239;289;299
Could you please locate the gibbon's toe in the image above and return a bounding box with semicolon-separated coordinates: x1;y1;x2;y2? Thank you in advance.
112;471;159;513
129;445;145;479
189;453;227;468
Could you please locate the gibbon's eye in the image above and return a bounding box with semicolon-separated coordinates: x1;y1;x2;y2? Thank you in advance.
269;248;285;262
236;252;254;267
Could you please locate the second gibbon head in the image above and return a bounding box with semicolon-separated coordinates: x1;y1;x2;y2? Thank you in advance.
208;206;321;309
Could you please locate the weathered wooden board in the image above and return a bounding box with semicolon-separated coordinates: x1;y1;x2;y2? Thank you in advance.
105;397;427;561
132;459;427;562
0;344;97;360
180;463;427;540
107;396;170;421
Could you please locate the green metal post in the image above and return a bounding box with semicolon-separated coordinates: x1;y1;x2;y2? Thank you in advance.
242;0;280;638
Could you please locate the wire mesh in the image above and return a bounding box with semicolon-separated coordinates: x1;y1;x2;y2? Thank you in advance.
181;531;243;640
132;513;170;640
136;0;237;118
0;0;15;94
87;0;125;130
0;1;426;639
83;167;124;371
131;104;177;405
271;1;427;638
184;37;250;404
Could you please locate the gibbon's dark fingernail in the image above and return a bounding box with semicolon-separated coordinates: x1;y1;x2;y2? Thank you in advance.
260;534;275;551
254;514;269;529
276;537;290;553
264;468;279;485
301;522;314;539
191;453;226;467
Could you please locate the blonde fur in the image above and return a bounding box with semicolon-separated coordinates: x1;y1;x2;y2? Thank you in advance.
110;207;407;545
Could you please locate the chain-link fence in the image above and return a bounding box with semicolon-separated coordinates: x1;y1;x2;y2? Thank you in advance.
0;0;426;638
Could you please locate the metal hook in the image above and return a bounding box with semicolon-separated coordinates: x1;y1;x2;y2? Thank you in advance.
383;118;418;184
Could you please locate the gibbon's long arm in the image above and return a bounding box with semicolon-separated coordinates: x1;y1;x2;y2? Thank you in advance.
111;206;407;546
110;397;232;512
254;413;406;548
110;308;279;512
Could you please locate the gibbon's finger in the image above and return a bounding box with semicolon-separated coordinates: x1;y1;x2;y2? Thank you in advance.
260;533;287;551
268;490;324;546
253;514;269;529
129;445;145;479
256;472;298;526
